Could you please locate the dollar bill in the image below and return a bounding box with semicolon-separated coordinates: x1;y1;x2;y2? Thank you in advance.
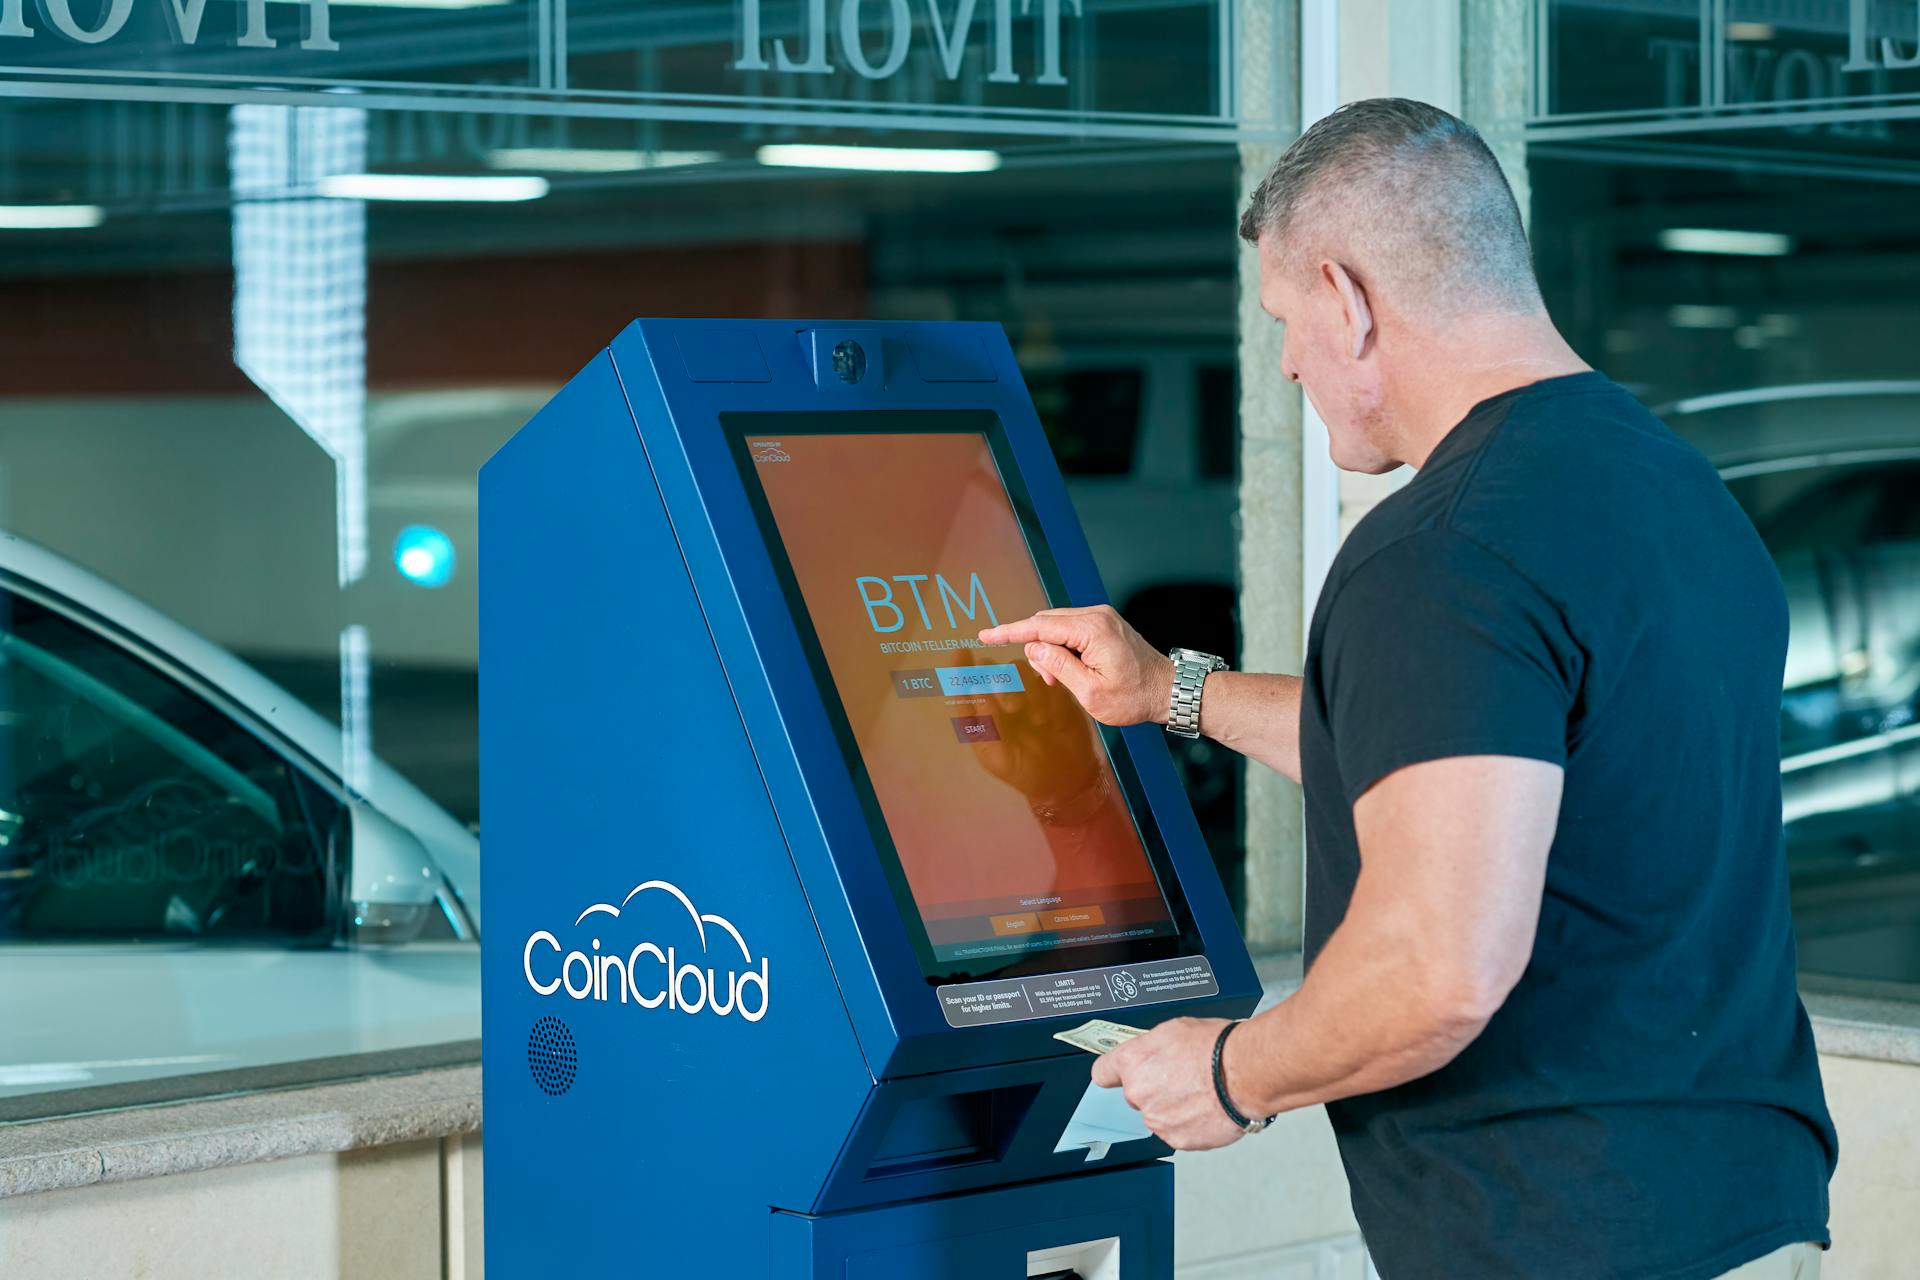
1053;1018;1147;1055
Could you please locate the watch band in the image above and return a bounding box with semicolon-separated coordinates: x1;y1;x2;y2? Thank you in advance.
1212;1021;1274;1134
1167;648;1227;740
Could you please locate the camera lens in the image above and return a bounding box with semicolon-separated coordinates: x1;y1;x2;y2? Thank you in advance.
831;339;867;384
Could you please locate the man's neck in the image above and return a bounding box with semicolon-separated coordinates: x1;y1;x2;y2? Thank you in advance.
1389;312;1591;469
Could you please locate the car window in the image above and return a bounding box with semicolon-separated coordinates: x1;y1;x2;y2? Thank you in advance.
1195;364;1237;481
0;591;341;944
1024;368;1142;477
1868;463;1920;543
1747;466;1899;557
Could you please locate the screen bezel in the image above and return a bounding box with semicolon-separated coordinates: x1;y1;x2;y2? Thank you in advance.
722;409;1204;985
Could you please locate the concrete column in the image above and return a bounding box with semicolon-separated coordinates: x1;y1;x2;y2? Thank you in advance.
1235;0;1471;950
1235;0;1308;952
1463;0;1533;222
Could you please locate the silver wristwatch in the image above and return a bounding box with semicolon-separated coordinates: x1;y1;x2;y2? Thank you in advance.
1166;648;1229;739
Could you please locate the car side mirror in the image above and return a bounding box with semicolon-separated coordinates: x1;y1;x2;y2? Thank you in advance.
343;800;442;946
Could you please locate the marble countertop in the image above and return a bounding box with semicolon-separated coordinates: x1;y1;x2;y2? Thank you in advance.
1;959;1915;1203
0;1064;480;1200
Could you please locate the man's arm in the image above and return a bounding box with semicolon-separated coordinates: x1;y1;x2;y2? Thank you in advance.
1090;754;1560;1149
978;606;1307;783
1196;671;1305;784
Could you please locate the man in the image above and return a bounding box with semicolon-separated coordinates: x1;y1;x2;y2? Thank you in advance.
979;99;1835;1279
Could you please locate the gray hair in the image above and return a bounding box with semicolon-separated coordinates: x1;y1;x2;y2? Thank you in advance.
1240;98;1541;315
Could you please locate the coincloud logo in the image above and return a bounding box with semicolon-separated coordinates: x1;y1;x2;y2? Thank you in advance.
522;880;769;1022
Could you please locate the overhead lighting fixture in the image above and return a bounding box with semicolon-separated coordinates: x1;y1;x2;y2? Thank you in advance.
487;148;723;173
316;173;549;202
755;144;1002;174
0;204;104;230
1658;227;1794;256
1727;21;1774;40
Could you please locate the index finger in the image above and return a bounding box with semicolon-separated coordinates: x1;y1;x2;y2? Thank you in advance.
978;609;1102;649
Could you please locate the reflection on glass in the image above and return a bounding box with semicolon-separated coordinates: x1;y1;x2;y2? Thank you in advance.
1532;86;1920;989
0;92;1241;1099
231;103;370;591
0;558;479;1105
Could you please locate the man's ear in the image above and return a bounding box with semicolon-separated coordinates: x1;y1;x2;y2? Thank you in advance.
1321;260;1374;360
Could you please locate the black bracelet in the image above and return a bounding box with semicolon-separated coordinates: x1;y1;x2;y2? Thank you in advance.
1211;1021;1274;1134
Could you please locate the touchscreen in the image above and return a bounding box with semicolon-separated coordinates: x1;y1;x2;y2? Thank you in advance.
737;425;1179;968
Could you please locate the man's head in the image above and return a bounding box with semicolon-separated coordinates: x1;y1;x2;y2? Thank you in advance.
1241;99;1546;472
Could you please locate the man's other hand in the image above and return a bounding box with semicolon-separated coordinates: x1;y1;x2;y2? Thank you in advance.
979;605;1173;727
1090;1016;1247;1151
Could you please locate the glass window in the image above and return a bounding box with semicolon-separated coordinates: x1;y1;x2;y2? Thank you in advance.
1527;0;1920;994
0;68;1248;1102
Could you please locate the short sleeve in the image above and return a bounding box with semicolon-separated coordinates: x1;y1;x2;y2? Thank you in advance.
1319;529;1581;803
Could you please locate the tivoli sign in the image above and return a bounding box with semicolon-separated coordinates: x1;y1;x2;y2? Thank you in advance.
0;0;338;48
0;0;1089;88
736;0;1086;85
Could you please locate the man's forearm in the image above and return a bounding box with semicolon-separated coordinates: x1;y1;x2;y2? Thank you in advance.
1222;902;1495;1119
1196;672;1304;783
1221;755;1555;1121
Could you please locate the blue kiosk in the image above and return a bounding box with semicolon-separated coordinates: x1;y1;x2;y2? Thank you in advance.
479;319;1261;1277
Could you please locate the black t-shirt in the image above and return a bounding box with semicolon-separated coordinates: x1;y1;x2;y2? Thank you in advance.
1299;372;1838;1280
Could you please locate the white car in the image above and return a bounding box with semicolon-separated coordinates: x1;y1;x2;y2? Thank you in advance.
1674;381;1920;985
0;533;481;1104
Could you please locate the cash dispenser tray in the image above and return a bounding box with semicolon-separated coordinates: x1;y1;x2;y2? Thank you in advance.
862;1085;1041;1180
815;1056;1166;1213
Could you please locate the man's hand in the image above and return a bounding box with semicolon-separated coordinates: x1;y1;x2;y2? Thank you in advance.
978;606;1172;727
1090;1016;1247;1152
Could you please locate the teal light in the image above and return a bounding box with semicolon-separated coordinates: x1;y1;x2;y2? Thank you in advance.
394;525;456;588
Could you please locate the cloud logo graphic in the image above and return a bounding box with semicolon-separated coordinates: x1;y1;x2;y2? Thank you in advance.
524;879;768;1022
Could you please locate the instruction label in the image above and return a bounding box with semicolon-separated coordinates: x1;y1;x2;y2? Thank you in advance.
937;955;1219;1028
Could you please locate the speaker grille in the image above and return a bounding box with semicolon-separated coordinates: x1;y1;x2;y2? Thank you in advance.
527;1015;577;1096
